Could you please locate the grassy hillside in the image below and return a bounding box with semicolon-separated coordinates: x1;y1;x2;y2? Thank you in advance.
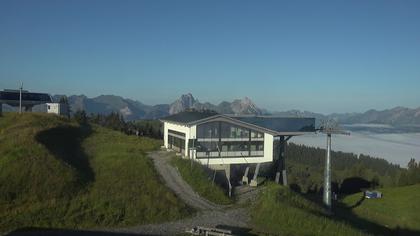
339;184;420;234
170;157;232;205
0;113;191;233
252;182;420;236
251;183;367;236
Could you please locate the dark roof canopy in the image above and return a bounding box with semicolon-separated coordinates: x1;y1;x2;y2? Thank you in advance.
160;111;218;124
0;90;52;106
161;111;316;135
232;116;315;133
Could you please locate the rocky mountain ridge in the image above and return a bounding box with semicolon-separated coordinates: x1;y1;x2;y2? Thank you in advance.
3;93;419;130
168;93;263;115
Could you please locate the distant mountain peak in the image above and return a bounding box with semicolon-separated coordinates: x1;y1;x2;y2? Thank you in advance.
231;96;262;115
242;96;252;102
167;93;263;115
169;93;198;114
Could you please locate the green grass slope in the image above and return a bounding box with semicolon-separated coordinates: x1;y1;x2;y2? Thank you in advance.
0;113;190;233
252;183;367;236
170;157;232;205
340;184;420;233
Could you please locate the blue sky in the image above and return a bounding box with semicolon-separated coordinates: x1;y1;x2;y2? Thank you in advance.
1;0;419;114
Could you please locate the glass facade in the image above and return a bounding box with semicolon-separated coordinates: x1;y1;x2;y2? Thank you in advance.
195;121;264;158
168;129;186;154
221;122;249;139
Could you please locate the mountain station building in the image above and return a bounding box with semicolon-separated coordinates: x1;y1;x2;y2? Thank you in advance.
160;111;315;189
0;89;52;113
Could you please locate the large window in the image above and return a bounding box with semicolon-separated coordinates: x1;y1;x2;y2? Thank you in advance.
221;122;249;139
195;121;264;158
196;122;219;139
168;129;185;154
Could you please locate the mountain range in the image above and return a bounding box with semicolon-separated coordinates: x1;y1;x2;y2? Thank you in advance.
3;93;420;131
168;93;263;115
56;93;264;120
61;93;420;129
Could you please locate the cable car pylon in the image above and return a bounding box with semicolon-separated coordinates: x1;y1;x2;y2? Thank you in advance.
318;119;350;212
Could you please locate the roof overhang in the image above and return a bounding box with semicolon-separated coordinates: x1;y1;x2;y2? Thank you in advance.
0;90;52;107
161;114;316;136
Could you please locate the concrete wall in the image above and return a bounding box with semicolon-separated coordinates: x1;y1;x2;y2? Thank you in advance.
163;121;195;157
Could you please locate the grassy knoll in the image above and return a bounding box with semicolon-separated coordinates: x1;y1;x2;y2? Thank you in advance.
170;157;232;205
339;184;420;233
0;113;191;233
251;183;367;236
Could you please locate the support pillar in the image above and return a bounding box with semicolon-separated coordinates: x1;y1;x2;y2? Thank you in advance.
225;165;232;197
275;136;288;186
242;166;250;185
19;84;22;114
250;163;261;187
323;134;332;210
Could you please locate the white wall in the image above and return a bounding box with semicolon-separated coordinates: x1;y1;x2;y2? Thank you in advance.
46;103;60;115
164;122;196;157
163;122;168;147
46;103;69;116
263;133;274;162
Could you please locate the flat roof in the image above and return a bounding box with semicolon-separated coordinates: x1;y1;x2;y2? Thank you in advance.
0;90;52;106
161;111;316;135
160;110;218;124
231;116;315;133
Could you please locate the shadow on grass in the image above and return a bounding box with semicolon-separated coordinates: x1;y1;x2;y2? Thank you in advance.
294;188;420;236
348;193;365;209
339;177;371;195
7;227;156;236
35;124;94;183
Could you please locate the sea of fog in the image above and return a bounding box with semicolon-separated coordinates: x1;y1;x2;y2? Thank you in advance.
291;132;420;167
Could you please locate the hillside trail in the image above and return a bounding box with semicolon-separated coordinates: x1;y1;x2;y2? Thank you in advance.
114;150;259;235
148;150;225;211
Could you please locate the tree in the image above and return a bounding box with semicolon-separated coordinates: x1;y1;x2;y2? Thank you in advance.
371;175;380;188
73;110;87;124
398;159;420;186
408;158;417;170
58;95;71;118
58;95;68;104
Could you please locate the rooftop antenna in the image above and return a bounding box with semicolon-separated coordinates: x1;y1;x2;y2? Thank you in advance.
19;82;23;114
318;119;350;212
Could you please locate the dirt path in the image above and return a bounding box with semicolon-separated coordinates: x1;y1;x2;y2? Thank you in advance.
148;150;223;211
114;150;252;235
